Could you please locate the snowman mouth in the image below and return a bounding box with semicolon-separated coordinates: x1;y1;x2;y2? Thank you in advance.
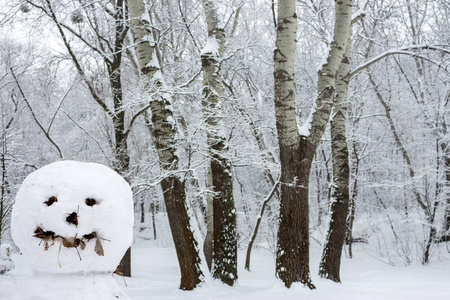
33;227;106;257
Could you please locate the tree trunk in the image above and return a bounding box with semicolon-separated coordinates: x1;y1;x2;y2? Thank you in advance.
443;147;450;233
201;0;237;285
116;247;131;277
140;201;145;224
346;143;360;259
245;181;279;271
203;165;213;271
107;0;131;278
318;35;351;282
151;202;157;240
128;0;203;289
273;0;308;288
160;176;203;290
272;2;320;282
210;151;237;285
315;164;323;227
0;108;15;245
273;0;351;289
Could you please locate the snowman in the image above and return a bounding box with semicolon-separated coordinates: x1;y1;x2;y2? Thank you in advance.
10;161;134;300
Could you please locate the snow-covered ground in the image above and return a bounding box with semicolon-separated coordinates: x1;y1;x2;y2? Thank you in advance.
2;239;449;300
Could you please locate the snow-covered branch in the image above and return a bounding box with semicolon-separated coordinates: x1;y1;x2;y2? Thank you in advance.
349;45;450;79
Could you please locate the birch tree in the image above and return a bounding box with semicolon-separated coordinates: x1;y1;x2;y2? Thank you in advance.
128;0;203;290
318;34;351;282
200;0;237;286
317;3;368;282
273;0;352;288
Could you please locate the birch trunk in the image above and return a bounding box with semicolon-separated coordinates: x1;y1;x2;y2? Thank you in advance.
200;0;237;286
273;0;309;288
129;0;203;289
319;35;351;282
273;0;352;288
346;142;360;258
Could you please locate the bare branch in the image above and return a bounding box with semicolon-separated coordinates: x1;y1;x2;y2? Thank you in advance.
178;68;202;88
58;22;112;62
229;5;242;39
123;103;152;140
245;180;280;271
47;83;75;133
62;111;109;162
348;45;450;79
178;0;200;51
42;0;112;117
10;67;64;159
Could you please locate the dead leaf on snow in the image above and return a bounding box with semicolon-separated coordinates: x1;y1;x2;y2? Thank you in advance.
95;238;104;256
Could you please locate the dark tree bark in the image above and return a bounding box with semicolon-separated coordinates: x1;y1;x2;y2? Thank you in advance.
276;138;319;289
210;153;237;285
140;201;145;224
116;247;131;277
161;176;203;290
151;202;157;240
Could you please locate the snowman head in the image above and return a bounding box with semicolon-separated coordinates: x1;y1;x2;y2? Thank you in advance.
11;161;134;274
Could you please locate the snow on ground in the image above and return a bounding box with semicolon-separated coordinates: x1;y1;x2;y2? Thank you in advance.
2;239;449;300
124;242;450;300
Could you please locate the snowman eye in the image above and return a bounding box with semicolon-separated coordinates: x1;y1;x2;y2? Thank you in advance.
44;196;58;206
85;198;99;206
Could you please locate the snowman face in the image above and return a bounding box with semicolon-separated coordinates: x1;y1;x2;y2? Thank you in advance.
11;161;134;274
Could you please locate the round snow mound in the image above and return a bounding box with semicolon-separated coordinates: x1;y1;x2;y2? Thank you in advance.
11;161;134;274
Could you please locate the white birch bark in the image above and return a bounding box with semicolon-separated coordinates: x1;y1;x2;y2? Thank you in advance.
273;0;298;149
307;0;353;146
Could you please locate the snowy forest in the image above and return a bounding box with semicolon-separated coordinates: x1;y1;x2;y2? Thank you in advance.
1;0;450;299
